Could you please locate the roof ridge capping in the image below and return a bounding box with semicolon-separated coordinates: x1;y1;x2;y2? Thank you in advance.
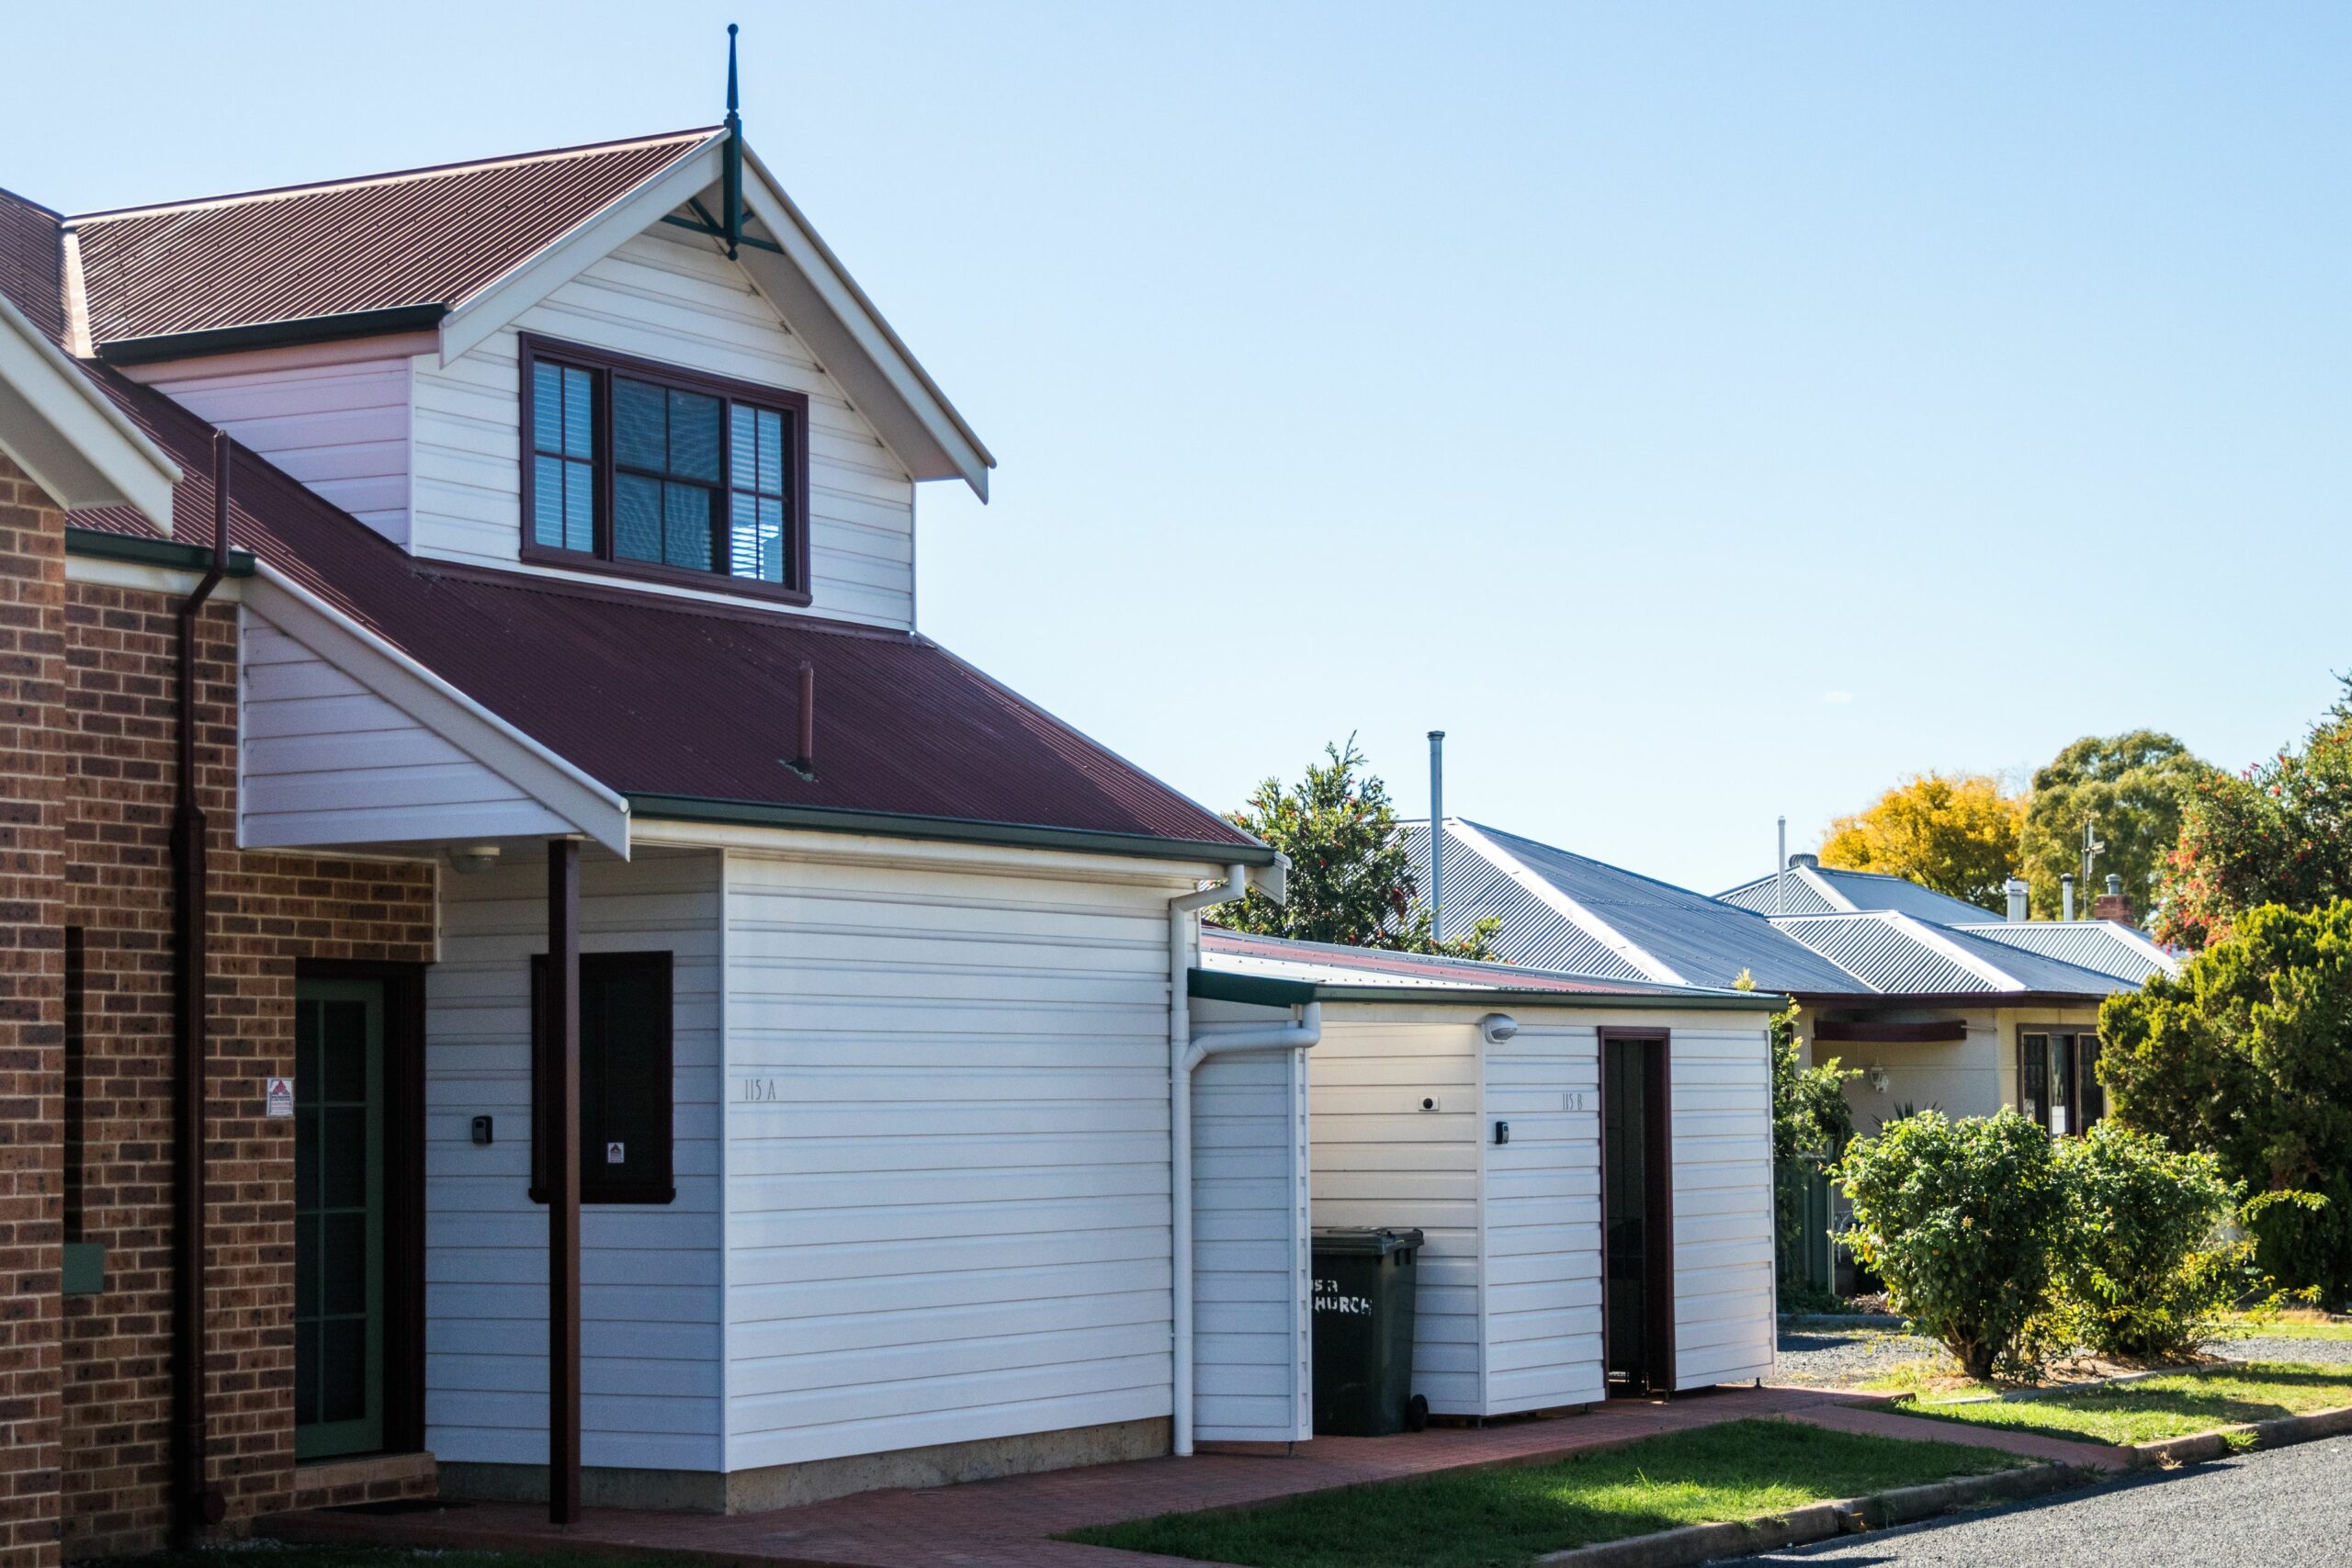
66;127;720;224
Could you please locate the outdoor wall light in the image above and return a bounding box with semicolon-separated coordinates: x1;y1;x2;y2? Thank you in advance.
1868;1063;1891;1093
447;843;502;875
1479;1012;1519;1045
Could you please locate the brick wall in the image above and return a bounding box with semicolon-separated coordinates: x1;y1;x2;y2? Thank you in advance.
57;572;436;1557
0;456;70;1566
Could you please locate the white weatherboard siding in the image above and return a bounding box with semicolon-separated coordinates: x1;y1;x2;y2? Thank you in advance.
1190;1042;1312;1442
721;849;1200;1470
1309;1006;1778;1416
425;847;724;1471
238;606;571;849
132;349;413;544
1480;1022;1605;1414
1307;1013;1486;1416
413;225;918;628
1669;1023;1776;1389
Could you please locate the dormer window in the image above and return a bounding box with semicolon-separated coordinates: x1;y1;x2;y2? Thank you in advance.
519;333;809;603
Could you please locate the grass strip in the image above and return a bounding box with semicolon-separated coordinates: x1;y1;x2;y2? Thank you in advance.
1066;1416;2024;1568
1902;1360;2352;1447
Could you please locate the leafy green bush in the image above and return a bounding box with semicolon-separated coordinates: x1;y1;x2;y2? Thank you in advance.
2046;1122;2242;1360
2100;899;2352;1303
1836;1111;2065;1378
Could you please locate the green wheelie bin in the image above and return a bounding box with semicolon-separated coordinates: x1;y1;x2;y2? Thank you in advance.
1310;1226;1428;1436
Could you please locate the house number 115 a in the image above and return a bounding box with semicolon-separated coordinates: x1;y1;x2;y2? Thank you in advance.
739;1077;785;1102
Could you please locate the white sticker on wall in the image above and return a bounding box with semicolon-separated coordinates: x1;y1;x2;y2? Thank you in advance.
266;1078;294;1119
605;1141;626;1164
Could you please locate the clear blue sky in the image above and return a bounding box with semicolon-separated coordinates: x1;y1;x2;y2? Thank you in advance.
9;4;2346;891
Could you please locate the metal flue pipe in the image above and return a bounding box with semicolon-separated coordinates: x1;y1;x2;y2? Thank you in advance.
1427;731;1445;945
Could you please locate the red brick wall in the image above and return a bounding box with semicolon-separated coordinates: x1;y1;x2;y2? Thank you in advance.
0;457;70;1566
56;570;436;1557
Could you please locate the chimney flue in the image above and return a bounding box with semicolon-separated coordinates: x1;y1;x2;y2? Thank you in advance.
2062;873;2075;921
1427;730;1445;946
2093;873;2132;926
2006;877;2030;923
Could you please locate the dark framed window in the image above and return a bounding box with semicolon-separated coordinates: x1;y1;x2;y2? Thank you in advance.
531;951;675;1205
518;333;809;604
2018;1028;2102;1136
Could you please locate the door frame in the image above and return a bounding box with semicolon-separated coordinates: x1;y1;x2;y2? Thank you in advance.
1598;1027;1676;1397
2014;1021;2100;1137
295;958;427;1455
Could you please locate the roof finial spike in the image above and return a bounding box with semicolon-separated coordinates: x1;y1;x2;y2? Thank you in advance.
726;23;741;123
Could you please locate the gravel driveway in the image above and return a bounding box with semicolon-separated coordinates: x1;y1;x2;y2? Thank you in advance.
1776;1319;2352;1388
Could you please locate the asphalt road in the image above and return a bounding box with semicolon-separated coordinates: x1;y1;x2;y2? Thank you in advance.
1724;1432;2352;1567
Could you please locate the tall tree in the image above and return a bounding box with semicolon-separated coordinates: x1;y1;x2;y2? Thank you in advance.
1219;738;1498;959
2019;730;2212;921
2154;681;2352;950
1819;772;2025;913
2099;899;2352;1303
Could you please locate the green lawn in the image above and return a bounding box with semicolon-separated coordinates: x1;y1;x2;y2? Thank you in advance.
1902;1361;2352;1448
92;1548;675;1568
2222;1316;2352;1342
1065;1418;2027;1568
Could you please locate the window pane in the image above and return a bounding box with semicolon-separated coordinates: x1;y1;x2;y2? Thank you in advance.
562;367;594;457
729;492;784;581
562;460;595;552
614;378;666;472
532;455;568;547
668;389;721;482
730;403;758;491
663;482;713;570
758;410;784;496
758;496;784;581
615;473;662;561
532;363;565;454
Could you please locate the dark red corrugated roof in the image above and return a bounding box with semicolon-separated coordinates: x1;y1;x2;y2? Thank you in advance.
1202;928;1703;995
55;355;1254;854
0;186;65;344
68;130;713;347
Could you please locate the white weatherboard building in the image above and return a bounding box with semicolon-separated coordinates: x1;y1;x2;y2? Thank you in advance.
1200;930;1785;1413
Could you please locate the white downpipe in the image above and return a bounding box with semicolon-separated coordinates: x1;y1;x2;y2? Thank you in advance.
1168;864;1319;1457
1172;1000;1322;1456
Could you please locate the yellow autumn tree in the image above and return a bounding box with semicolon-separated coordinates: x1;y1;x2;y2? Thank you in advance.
1819;772;2026;914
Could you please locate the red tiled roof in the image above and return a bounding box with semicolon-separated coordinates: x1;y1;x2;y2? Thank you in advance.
68;130;714;348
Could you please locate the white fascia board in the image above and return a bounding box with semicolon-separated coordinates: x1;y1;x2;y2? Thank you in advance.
1443;818;1690;986
243;564;630;857
0;290;181;530
435;137;728;367
734;143;994;500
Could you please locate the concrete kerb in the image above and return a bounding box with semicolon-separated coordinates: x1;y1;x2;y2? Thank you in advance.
1531;1463;2090;1568
2125;1402;2352;1470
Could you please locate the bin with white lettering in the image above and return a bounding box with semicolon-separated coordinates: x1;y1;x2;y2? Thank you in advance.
1310;1225;1427;1436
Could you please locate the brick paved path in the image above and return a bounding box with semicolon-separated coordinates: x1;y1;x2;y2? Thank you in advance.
267;1384;2081;1568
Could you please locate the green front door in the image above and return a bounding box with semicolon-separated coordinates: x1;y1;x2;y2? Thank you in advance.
294;976;386;1460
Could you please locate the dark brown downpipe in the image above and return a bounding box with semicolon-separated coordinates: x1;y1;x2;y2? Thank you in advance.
171;432;232;1542
796;660;816;778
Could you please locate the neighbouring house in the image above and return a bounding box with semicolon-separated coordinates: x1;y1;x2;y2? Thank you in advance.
1406;822;2160;1136
1196;929;1784;1413
0;93;1322;1561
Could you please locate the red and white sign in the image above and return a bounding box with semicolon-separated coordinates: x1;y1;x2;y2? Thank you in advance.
265;1077;295;1118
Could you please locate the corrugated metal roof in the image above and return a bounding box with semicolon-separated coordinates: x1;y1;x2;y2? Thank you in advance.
1437;821;1870;993
67;130;713;346
1953;921;2176;986
46;355;1255;853
1199;928;1752;998
1715;869;1842;917
1402;821;1647;979
1716;863;1997;924
0;186;64;344
1768;913;1997;993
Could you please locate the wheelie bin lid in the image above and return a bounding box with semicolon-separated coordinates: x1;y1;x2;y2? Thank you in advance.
1312;1225;1426;1257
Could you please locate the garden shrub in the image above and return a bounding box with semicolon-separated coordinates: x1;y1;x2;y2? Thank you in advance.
2100;899;2352;1303
1836;1110;2065;1378
2046;1122;2242;1360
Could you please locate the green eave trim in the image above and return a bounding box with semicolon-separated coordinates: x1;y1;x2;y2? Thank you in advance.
1189;965;1787;1011
94;302;449;366
627;792;1278;867
65;527;255;576
1190;968;1320;1007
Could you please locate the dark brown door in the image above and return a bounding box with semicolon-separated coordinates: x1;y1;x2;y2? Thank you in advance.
1601;1031;1674;1396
